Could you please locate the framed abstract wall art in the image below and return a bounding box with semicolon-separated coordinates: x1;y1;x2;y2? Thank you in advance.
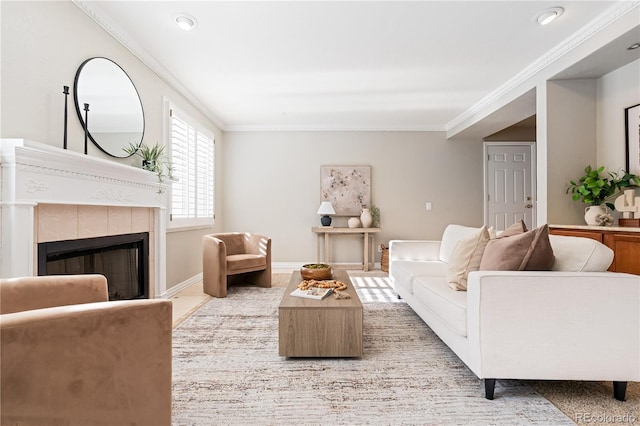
320;165;371;216
626;103;640;176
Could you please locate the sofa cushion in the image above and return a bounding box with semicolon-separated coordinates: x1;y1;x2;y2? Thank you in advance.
439;224;483;263
392;260;448;295
446;226;490;291
226;254;266;272
549;235;614;272
479;225;555;271
413;276;468;337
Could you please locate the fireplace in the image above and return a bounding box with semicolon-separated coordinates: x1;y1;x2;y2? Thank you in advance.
38;232;149;300
1;140;168;298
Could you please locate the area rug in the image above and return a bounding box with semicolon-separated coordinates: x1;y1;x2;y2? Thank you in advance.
172;275;574;425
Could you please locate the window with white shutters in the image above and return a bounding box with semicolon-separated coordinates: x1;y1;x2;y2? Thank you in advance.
168;106;215;229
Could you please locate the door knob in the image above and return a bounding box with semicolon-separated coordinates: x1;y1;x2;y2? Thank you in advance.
525;204;532;209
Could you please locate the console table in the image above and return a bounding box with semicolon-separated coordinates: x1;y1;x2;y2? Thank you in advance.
312;227;381;271
549;225;640;275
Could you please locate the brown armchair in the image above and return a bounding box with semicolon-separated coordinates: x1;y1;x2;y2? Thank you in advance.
0;274;172;426
202;232;272;298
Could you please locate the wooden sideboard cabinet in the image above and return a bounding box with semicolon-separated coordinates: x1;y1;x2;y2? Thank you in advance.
549;226;640;275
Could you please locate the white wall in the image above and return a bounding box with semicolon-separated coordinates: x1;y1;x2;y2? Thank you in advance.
540;59;640;226
597;59;640;171
221;131;484;264
0;1;222;288
544;79;598;225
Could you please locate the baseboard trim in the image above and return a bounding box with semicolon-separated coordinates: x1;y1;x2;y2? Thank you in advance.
161;273;203;299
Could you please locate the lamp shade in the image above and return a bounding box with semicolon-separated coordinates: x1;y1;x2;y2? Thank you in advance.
317;201;336;215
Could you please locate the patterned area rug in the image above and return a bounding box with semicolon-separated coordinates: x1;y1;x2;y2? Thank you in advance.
172;275;574;425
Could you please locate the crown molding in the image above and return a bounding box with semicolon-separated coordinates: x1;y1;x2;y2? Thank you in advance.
445;1;640;133
224;124;445;132
72;0;226;132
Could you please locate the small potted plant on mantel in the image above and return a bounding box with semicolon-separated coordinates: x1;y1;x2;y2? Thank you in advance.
123;142;173;193
566;165;638;225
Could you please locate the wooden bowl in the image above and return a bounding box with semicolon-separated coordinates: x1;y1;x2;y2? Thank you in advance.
300;263;333;280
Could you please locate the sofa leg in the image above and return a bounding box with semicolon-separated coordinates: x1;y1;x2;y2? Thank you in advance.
484;379;496;400
613;381;627;401
396;293;402;300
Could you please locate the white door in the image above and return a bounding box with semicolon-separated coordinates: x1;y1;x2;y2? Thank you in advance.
484;143;535;230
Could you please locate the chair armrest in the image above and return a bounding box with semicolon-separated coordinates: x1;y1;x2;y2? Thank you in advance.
1;299;172;425
0;274;108;314
203;234;227;273
389;240;441;261
465;271;640;380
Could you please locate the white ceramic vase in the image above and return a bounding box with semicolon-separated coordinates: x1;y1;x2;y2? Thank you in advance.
584;205;607;225
348;217;361;228
360;208;373;228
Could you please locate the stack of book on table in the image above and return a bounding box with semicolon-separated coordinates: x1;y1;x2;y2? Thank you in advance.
290;286;333;300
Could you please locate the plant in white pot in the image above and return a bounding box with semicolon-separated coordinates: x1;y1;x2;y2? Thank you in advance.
566;165;638;225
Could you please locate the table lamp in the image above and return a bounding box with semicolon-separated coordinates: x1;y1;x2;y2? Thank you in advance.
317;201;336;226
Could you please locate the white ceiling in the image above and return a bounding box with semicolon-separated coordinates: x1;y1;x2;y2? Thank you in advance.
77;1;633;132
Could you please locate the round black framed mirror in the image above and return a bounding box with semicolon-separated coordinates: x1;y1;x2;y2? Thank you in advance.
73;57;145;158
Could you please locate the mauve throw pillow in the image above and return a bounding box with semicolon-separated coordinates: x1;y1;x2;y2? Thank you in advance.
498;220;528;238
479;224;554;271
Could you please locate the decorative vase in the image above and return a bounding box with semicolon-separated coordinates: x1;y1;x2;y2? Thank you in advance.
360;208;373;228
584;205;607;225
348;217;361;228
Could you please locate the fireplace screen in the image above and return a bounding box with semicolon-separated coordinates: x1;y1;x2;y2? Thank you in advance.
38;233;149;300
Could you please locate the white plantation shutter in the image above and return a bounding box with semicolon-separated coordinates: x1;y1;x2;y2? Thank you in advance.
169;107;214;227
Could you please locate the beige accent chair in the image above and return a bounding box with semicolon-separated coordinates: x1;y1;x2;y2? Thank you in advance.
203;232;272;298
0;274;172;426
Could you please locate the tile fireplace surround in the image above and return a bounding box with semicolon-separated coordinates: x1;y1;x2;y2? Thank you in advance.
0;139;168;297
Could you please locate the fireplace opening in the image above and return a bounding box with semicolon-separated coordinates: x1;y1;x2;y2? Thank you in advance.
38;232;149;300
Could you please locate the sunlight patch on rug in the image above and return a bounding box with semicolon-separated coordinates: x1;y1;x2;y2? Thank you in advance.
349;274;398;303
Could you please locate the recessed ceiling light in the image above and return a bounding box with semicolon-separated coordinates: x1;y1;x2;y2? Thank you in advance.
535;7;564;26
628;42;640;50
175;14;197;31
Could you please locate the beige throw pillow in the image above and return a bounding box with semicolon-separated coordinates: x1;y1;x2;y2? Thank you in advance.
479;224;555;271
446;226;490;291
487;226;497;239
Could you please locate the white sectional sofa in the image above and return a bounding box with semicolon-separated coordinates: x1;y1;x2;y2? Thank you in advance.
389;224;640;400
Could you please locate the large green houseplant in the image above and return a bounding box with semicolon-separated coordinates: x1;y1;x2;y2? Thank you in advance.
566;165;637;210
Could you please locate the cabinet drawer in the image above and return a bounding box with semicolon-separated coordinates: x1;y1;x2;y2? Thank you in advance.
603;233;640;275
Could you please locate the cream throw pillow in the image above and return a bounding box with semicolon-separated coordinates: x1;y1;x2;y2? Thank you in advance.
487;226;497;239
446;226;490;291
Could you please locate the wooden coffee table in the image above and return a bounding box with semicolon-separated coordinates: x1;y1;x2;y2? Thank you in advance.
278;270;363;357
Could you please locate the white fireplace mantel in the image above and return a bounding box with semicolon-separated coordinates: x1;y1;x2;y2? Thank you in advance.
0;139;168;297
